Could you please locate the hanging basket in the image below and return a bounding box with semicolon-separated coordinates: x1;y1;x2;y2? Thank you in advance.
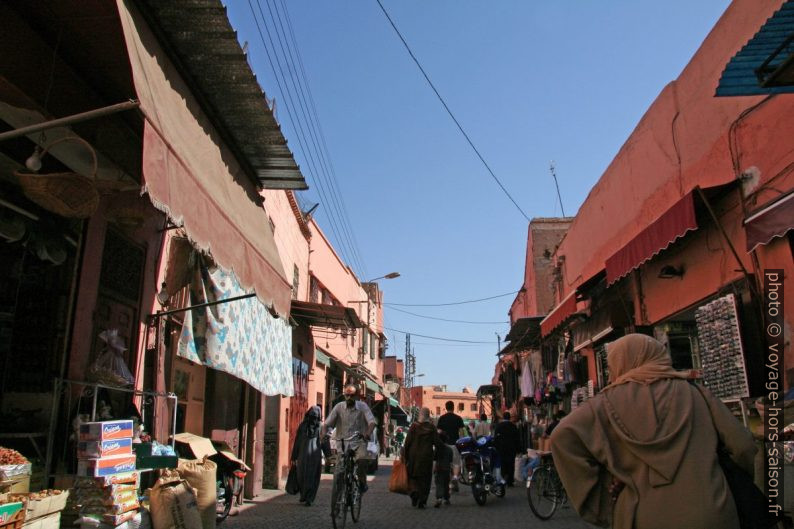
14;136;100;219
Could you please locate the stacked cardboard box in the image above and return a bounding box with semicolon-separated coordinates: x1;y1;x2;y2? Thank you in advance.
73;421;140;529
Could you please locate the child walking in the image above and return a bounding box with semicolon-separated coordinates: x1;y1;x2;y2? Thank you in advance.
434;431;453;507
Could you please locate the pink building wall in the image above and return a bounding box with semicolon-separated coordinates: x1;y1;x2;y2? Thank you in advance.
545;0;793;381
553;0;794;299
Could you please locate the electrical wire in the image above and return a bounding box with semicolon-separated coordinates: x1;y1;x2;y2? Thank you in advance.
383;326;492;344
268;0;369;279
375;0;530;222
384;290;519;307
248;0;366;277
386;305;508;324
276;0;369;280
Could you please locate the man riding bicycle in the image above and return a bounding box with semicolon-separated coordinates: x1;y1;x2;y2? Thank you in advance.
321;384;376;493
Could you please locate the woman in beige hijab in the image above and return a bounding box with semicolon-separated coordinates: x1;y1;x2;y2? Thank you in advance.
550;334;755;529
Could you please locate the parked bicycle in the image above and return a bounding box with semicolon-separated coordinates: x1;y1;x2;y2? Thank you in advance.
331;432;363;529
526;451;567;520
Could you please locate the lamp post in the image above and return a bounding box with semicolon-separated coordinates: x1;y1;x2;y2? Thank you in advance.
365;272;400;282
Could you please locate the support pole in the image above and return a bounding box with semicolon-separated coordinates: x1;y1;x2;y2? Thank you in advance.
0;100;140;142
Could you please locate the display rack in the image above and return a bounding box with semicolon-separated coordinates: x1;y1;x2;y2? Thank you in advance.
695;294;750;401
43;378;178;481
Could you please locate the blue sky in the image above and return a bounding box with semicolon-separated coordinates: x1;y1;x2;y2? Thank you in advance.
225;0;731;390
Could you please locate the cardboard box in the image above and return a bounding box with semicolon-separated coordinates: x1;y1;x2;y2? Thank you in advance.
17;492;68;521
78;439;133;459
76;456;136;478
73;472;139;488
20;512;58;529
0;502;24;525
79;421;133;442
0;476;30;494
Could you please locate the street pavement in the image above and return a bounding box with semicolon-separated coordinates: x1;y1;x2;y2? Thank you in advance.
224;457;598;529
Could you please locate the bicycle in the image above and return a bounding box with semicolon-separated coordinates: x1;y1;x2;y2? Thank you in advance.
331;432;364;529
526;451;567;520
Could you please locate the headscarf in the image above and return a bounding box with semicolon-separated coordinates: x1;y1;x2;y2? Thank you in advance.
603;334;691;391
303;405;322;438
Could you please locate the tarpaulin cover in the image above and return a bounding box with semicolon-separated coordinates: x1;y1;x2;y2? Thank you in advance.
605;191;698;285
744;190;794;251
178;262;294;396
116;0;291;317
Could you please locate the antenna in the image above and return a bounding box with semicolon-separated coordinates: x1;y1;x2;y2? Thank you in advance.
549;161;566;217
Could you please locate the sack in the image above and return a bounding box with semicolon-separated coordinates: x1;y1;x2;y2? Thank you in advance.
388;458;409;495
149;470;203;529
285;465;299;495
176;457;217;529
718;450;778;529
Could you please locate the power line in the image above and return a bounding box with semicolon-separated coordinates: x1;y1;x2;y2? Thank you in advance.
248;0;365;276
375;0;530;222
271;0;369;279
383;326;492;344
386;305;509;324
384;290;519;307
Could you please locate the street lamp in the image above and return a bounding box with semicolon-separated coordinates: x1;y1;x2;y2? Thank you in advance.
365;272;400;282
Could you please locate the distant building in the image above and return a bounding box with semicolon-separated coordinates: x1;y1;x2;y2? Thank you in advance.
409;385;480;421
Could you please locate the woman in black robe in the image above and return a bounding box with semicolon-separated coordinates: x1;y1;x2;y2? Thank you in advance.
403;407;443;508
291;405;323;506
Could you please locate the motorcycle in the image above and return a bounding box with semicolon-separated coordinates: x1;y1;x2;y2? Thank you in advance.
173;433;250;523
455;435;505;506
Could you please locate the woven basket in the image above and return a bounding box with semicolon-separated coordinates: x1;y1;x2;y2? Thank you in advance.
15;171;99;219
14;136;100;219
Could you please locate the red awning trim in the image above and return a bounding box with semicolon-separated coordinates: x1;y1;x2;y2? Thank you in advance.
605;191;698;286
744;190;794;252
540;291;578;337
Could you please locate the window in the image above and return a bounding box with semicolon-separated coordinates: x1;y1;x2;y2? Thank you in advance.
458;402;464;412
471;403;477;411
309;276;320;303
370;334;376;360
292;265;299;300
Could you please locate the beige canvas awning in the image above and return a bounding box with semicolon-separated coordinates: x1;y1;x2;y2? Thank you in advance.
116;0;291;317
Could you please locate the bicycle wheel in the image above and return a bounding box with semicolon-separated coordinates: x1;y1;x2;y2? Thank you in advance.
331;474;347;529
527;466;559;520
349;478;362;522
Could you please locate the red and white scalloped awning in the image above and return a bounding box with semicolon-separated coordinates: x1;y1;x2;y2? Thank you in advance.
605;191;698;286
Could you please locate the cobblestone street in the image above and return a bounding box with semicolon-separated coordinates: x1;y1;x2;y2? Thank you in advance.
224;458;597;529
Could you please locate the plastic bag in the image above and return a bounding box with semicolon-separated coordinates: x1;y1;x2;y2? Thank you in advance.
88;329;134;387
388;458;409;495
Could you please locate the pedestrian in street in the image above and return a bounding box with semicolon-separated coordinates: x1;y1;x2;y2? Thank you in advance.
436;400;465;491
551;334;756;529
493;411;520;486
473;413;490;438
290;405;323;506
433;431;453;508
403;407;444;509
467;420;476;439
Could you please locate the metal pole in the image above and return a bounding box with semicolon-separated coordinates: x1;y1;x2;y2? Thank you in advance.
0;100;140;142
150;292;257;319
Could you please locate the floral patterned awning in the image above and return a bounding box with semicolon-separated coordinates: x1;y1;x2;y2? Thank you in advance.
178;261;294;396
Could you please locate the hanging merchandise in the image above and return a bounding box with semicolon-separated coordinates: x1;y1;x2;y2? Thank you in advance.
520;357;534;398
695;294;750;400
530;350;543;389
87;329;135;387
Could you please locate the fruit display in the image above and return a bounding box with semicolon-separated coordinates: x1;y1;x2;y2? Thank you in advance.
0;449;27;467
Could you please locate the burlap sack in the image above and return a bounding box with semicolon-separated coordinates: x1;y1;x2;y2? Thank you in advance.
177;458;217;529
149;470;202;529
